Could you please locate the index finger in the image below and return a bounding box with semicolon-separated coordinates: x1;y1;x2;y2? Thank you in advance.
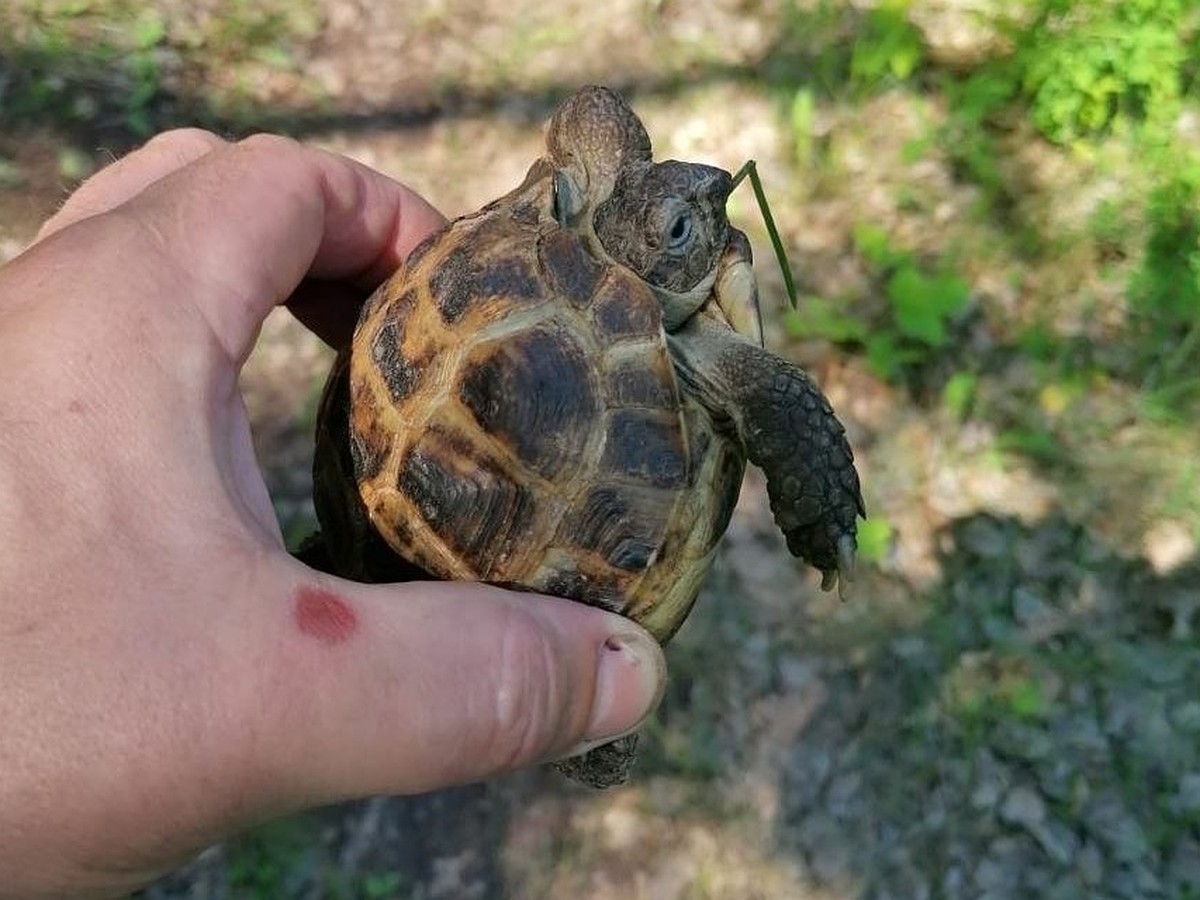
105;133;445;363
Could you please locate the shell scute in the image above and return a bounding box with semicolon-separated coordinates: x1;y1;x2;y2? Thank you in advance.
569;484;671;572
591;272;663;339
600;409;689;490
370;314;422;405
396;428;538;573
457;325;599;481
538;227;604;307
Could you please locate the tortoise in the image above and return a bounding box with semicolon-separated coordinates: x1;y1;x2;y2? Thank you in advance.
304;85;864;787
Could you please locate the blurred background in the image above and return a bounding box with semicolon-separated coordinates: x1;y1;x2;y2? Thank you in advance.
3;1;1200;897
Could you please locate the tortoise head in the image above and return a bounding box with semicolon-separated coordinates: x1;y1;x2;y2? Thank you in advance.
545;86;738;331
593;159;734;330
547;85;652;226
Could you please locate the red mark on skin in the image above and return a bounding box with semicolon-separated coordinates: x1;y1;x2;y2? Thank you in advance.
293;586;359;645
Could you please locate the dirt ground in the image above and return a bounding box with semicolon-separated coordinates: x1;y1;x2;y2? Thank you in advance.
3;2;1200;898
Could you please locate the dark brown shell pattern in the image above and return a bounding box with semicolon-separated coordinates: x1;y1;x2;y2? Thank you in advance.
346;162;745;642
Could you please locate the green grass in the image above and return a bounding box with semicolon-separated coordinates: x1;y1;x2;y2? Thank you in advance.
0;0;321;138
227;815;412;899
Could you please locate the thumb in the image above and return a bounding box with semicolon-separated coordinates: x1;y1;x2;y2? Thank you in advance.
248;563;666;806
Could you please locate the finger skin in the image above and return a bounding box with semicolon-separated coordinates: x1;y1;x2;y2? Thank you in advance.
0;135;664;899
255;567;665;805
110;132;447;362
21;130;447;357
35;128;228;242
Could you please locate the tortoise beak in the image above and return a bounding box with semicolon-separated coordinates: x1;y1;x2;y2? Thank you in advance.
712;229;765;347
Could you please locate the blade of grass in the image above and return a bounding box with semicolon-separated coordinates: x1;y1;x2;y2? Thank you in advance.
731;160;798;308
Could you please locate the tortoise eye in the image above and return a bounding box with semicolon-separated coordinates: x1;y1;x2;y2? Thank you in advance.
667;212;692;250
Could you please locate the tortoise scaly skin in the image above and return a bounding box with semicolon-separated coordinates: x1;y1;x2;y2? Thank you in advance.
307;86;864;787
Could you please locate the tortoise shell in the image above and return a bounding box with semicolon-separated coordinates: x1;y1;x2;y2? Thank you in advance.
345;160;745;642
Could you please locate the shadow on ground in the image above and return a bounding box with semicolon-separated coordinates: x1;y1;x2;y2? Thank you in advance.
137;510;1200;900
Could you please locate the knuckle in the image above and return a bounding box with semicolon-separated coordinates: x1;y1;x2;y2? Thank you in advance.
142;127;226;161
481;606;575;770
237;131;303;157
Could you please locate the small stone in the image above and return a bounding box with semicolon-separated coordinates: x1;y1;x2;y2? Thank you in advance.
941;865;967;896
974;856;1009;891
890;635;928;660
1103;692;1141;738
960;517;1011;559
825;771;863;820
1143;650;1190;686
1000;786;1047;830
1036;760;1078;805
1016;535;1054;576
1143;518;1195;574
1172;700;1200;732
972;776;1005;810
1013;587;1053;625
1076;841;1105;886
994;721;1053;762
983;613;1016;643
1108;864;1163;899
1083;794;1148;864
1032;819;1080;867
1173;773;1200;815
1044;874;1090;900
777;655;819;691
1021;864;1056;894
1168;838;1200;892
887;868;930;900
972;749;1011;809
1057;715;1108;756
799;811;851;884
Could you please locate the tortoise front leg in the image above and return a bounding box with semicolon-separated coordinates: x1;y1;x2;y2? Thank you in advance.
670;318;864;596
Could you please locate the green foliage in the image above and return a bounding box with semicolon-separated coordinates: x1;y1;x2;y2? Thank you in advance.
360;872;405;899
123;11;167;135
886;266;971;347
856;516;894;564
943;652;1054;728
781;226;971;386
998;426;1070;466
0;0;318;137
228;818;317;897
853;222;906;269
782;225;972;385
781;296;869;345
228;817;409;899
1128;156;1200;413
790;87;817;168
849;0;925;91
0;2;166;135
940;0;1200;146
1018;0;1191;144
853;225;971;382
1133;163;1200;322
0;157;25;188
942;372;978;421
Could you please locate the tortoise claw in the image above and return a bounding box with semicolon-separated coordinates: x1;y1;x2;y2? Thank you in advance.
819;536;857;601
838;533;857;583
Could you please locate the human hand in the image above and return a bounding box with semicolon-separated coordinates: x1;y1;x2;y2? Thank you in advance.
0;131;665;899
